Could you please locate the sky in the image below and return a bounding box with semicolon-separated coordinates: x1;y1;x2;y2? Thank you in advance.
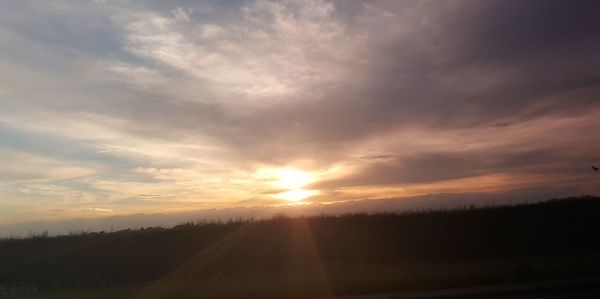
1;0;599;232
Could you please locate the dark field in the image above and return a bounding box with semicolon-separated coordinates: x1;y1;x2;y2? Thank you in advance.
1;196;600;298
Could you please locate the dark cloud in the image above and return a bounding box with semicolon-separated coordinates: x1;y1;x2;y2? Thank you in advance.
202;0;600;156
84;0;600;177
315;147;598;188
457;0;600;64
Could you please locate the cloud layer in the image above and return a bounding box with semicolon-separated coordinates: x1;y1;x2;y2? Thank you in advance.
1;0;599;227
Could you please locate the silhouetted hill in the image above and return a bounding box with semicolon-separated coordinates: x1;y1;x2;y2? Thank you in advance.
1;196;600;298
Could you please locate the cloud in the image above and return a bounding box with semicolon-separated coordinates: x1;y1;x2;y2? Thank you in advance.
0;150;96;181
118;0;366;102
170;7;190;22
0;0;599;230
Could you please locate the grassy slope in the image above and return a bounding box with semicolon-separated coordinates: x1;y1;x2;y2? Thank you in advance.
1;196;600;298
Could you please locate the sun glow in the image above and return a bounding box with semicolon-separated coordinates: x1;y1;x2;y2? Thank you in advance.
274;168;313;190
278;189;318;202
255;168;319;202
274;168;318;201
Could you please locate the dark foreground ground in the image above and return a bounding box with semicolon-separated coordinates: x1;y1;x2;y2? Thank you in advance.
1;196;600;298
325;277;600;298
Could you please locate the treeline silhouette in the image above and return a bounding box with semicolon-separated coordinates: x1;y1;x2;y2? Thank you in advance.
1;196;600;298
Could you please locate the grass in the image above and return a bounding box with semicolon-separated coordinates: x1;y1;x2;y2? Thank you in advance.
1;196;600;298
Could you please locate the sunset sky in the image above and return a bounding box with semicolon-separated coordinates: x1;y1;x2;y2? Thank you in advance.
1;0;599;229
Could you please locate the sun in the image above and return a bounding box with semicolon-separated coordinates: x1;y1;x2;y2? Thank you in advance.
278;189;318;202
274;168;318;201
275;168;313;190
255;167;319;202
